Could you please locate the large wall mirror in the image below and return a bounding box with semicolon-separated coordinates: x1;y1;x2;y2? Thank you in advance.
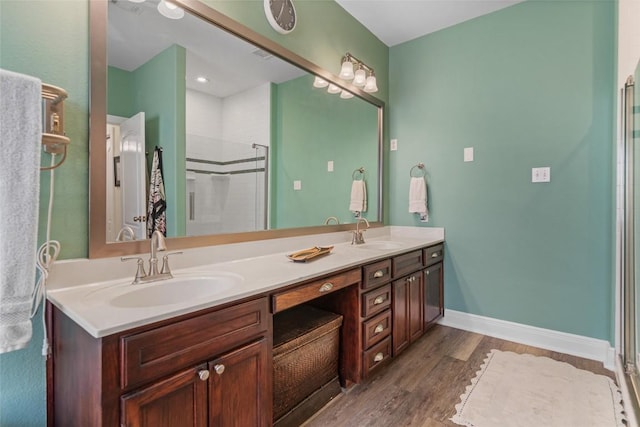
89;0;384;258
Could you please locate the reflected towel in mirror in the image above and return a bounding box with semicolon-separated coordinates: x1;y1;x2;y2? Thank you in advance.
349;180;367;214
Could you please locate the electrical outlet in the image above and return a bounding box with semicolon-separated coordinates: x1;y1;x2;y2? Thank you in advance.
390;139;398;151
532;167;551;183
327;161;334;172
293;180;301;190
464;147;474;162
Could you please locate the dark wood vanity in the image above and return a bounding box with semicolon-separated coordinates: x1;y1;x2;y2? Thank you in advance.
47;242;444;426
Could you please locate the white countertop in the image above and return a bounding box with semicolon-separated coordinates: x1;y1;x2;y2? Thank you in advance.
47;226;444;338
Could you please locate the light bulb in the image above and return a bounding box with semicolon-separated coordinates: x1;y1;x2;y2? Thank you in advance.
313;76;329;88
196;76;209;83
340;90;354;99
363;75;378;93
339;60;354;80
353;68;366;87
327;84;341;94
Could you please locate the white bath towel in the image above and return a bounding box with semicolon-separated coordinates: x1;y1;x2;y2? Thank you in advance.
0;69;42;353
409;177;428;222
349;180;367;214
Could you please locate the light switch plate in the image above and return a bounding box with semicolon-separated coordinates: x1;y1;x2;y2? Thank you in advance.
531;167;551;183
293;180;301;190
464;147;474;162
390;139;398;151
327;161;334;172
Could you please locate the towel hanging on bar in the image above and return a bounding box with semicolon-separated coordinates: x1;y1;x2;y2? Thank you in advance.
409;176;428;222
147;147;167;237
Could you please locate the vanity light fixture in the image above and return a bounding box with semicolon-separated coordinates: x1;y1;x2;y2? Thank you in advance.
157;0;185;19
340;90;354;99
327;83;341;94
314;53;378;96
313;76;329;88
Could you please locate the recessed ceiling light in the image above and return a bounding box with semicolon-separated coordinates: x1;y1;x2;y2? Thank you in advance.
196;76;209;83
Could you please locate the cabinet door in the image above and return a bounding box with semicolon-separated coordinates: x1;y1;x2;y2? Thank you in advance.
408;273;424;342
209;338;271;427
121;365;208;427
424;262;444;329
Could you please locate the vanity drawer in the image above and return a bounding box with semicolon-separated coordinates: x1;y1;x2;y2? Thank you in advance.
362;309;391;349
361;259;392;290
362;284;391;318
272;268;361;313
120;297;269;390
363;336;392;377
424;244;444;267
392;250;423;278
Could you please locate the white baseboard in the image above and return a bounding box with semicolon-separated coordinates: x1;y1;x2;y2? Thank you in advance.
438;309;616;370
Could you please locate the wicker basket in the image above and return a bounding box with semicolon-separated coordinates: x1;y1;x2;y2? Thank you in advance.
273;305;343;421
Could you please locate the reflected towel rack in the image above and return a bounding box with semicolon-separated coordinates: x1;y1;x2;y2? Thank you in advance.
41;83;70;171
352;167;365;180
410;163;426;177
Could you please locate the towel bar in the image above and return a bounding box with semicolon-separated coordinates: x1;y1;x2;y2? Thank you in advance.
352;167;365;180
41;83;70;171
410;163;425;177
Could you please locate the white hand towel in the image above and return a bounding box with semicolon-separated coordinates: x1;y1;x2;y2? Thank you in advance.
0;69;42;353
349;180;367;213
408;177;428;221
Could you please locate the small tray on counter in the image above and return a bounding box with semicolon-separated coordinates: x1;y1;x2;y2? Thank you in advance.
286;246;334;263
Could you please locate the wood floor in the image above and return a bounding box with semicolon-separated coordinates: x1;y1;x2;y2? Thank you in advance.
303;325;616;427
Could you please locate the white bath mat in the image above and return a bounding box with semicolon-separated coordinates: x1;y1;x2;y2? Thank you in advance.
451;349;626;427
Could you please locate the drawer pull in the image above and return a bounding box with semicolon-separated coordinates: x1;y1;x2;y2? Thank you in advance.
373;352;384;363
319;283;334;293
214;364;225;375
373;295;385;305
374;324;384;334
198;370;210;381
373;270;385;278
431;252;439;258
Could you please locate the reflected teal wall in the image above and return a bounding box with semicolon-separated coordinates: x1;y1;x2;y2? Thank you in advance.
273;75;379;227
0;2;386;424
389;0;616;341
107;45;186;237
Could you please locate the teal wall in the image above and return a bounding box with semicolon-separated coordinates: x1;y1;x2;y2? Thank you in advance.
108;45;187;237
273;74;379;227
0;1;89;426
389;0;616;340
0;1;386;425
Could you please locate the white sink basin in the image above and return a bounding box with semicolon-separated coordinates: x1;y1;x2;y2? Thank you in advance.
354;241;405;251
85;272;243;309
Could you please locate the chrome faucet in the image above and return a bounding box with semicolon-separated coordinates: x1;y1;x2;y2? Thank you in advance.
121;230;181;284
351;218;370;245
324;216;340;225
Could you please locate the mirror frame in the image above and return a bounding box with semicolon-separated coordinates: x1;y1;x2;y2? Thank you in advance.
89;0;385;258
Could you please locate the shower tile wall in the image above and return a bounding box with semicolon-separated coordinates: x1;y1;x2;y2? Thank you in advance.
185;84;270;236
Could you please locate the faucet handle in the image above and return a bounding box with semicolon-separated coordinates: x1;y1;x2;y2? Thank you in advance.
160;251;183;275
121;256;147;283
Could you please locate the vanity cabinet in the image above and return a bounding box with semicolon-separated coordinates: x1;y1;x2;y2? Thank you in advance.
49;297;271;427
391;251;425;356
423;244;444;329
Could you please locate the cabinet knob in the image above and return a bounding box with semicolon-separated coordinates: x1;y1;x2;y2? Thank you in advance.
431;252;439;258
373;352;384;363
214;364;225;375
373;295;385;305
319;282;334;293
374;324;384;334
426;270;430;275
198;370;210;381
373;270;385;278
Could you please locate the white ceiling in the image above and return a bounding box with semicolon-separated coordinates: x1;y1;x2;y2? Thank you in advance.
334;0;524;46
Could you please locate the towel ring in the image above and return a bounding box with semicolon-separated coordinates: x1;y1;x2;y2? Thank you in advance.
410;163;426;177
352;167;365;180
